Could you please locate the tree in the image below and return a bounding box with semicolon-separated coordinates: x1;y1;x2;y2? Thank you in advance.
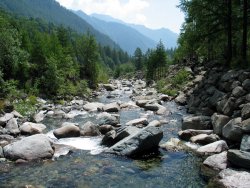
133;47;143;71
76;32;99;88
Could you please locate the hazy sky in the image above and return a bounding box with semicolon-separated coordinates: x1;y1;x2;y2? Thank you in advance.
55;0;184;33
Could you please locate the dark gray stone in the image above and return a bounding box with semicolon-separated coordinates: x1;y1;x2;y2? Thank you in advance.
243;79;250;91
228;149;250;170
80;121;100;136
222;118;243;142
190;134;220;145
232;86;246;98
182;116;211;130
222;97;236;116
102;102;120;112
5;118;20;135
0;146;3;158
99;124;114;135
211;113;230;136
242;118;250;133
242;103;250;120
96;112;119;126
106;126;163;157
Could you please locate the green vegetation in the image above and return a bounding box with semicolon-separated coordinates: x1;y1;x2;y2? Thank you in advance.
13;96;38;116
0;10;131;102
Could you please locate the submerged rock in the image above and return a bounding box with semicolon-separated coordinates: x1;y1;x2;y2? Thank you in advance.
3;134;54;161
106;126;163;157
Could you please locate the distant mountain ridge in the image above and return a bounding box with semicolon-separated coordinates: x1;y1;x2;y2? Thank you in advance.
0;0;119;48
75;10;156;54
91;13;179;49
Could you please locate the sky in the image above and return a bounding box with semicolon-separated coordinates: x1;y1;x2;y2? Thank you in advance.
55;0;185;33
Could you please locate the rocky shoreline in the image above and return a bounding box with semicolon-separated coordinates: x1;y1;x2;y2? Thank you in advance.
1;63;250;187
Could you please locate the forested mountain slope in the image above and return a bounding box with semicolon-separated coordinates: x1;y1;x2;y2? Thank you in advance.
0;0;119;48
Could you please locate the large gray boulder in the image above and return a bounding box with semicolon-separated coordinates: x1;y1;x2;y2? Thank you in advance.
182;116;211;130
207;168;250;188
5;118;20;135
80;121;100;136
102;102;120;112
3;134;54;161
222;97;235;116
197;140;228;155
243;79;250;91
103;84;115;91
53;122;80;139
175;92;187;105
178;129;213;141
96;112;119;126
20;122;47;135
242;103;250;120
222;118;243;142
232;86;246;98
228;149;250;170
106;126;163;157
200;151;228;179
241;135;250;152
211;113;230;136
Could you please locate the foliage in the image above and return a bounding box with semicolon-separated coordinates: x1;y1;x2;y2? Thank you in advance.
172;69;190;87
114;63;135;78
13;97;37;117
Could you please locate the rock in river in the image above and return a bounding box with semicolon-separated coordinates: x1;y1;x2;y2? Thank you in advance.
20;122;47;135
227;149;250;170
106;125;163;157
53;122;80;139
3;134;54;161
182;116;211;130
196;140;228;155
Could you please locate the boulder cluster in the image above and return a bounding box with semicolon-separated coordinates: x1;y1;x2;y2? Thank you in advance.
175;63;250;187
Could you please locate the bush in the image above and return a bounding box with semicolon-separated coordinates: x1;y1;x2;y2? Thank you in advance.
172;69;190;87
13;98;37;117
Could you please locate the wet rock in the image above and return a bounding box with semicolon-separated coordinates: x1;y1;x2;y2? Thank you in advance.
70;99;85;106
53;123;80;139
240;135;250;152
175;92;187;105
182;116;211;130
125;118;148;127
190;134;220;145
103;84;115;91
228;149;250;170
200;151;228;179
53;109;66;118
156;106;168;115
120;101;138;109
3;134;54;161
20;122;46;135
0;113;14;127
99;124;114;135
222;117;243;142
148;120;161;127
83;102;104;112
80;121;100;136
211;113;230;136
160;138;183;151
178;129;213;141
102;102;120;112
242;103;250;120
159;94;170;101
107;126;163;157
5;118;20;135
102;126;139;147
33;110;46;123
52;144;75;158
96;112;119;126
144;102;160;111
135;100;152;107
242;79;250;91
196;140;228;155
246;94;250;102
207;168;250;188
242;118;250;133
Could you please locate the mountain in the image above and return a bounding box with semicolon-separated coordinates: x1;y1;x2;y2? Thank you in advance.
91;13;179;49
75;10;156;54
0;0;118;48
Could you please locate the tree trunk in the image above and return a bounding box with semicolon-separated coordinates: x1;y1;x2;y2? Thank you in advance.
242;0;248;64
227;0;232;65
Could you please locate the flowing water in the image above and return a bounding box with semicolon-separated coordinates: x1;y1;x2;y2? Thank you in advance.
0;87;206;188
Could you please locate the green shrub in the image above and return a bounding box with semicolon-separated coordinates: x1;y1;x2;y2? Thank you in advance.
172;69;190;87
13;99;37;117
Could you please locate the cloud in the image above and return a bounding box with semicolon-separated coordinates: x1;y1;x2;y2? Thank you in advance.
56;0;150;25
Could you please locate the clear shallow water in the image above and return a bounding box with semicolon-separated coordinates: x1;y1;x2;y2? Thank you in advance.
0;90;206;188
